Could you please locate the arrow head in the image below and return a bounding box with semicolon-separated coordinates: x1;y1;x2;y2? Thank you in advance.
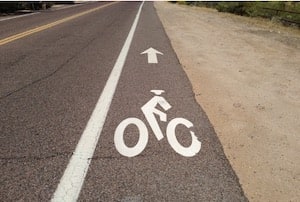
141;47;163;64
141;47;163;55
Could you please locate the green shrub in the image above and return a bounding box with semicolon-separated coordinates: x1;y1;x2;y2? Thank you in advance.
203;1;300;26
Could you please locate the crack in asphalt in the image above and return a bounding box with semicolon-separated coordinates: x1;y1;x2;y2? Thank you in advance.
0;8;123;101
0;35;99;101
0;152;71;163
0;57;74;100
89;151;165;160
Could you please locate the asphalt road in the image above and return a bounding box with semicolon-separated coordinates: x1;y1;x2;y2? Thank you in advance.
0;2;248;201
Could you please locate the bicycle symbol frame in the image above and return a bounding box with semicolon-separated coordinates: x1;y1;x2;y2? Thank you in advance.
114;90;201;157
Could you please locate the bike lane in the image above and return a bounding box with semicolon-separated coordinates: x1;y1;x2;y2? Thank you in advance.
79;2;248;201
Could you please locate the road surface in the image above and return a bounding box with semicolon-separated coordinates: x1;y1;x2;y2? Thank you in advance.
0;2;248;201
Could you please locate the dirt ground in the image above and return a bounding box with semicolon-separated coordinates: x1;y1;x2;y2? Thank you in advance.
155;2;300;202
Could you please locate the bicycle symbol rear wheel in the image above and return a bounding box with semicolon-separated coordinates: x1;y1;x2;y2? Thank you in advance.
114;118;148;157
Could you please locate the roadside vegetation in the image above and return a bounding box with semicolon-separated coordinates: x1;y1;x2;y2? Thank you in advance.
0;2;54;13
0;2;74;14
172;1;300;28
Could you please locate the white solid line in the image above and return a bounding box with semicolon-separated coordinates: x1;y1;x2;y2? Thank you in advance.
51;2;145;202
0;12;39;22
50;3;83;11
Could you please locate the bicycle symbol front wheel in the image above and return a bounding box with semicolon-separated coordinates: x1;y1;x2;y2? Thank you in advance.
114;118;148;157
166;118;201;157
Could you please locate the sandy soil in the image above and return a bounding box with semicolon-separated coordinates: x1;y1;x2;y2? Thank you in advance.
155;2;300;202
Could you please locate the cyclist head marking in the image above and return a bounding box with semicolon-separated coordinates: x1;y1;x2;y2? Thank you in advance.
150;90;165;95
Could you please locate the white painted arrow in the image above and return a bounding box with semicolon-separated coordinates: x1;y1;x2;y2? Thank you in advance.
141;47;163;64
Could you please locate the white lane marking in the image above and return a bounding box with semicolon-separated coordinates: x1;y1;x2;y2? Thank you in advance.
51;2;145;201
0;12;39;22
50;3;83;11
141;47;163;64
115;118;148;157
166;118;202;157
114;90;201;158
0;3;84;22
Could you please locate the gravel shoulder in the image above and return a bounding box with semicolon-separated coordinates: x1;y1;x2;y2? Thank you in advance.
155;2;300;202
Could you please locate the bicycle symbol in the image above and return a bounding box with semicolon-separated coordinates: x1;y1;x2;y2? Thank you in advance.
114;90;202;157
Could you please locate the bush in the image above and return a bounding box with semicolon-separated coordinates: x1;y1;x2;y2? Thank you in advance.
0;2;21;13
171;1;300;26
0;2;53;13
208;2;300;26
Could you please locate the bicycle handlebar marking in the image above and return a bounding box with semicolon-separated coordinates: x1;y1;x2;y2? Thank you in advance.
114;90;202;157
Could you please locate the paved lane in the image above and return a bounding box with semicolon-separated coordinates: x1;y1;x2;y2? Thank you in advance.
1;2;140;201
0;2;109;39
1;2;247;201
